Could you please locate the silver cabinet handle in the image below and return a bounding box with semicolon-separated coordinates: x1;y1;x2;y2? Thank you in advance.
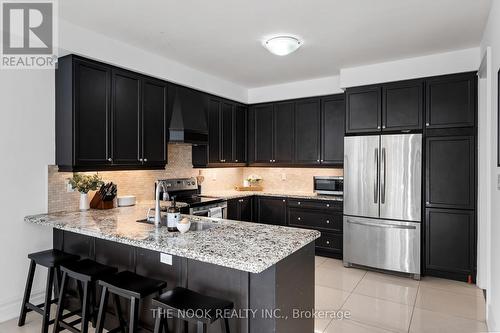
326;241;330;245
426;123;430;127
326;204;330;207
107;158;113;162
297;217;301;221
282;199;286;202
143;158;147;162
298;202;301;205
270;160;272;162
321;159;324;162
235;160;238;162
317;159;320;162
326;220;330;224
139;158;143;162
381;147;386;204
377;126;381;129
374;148;379;204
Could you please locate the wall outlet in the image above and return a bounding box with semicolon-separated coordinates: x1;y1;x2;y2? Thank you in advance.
66;180;75;193
281;173;287;181
160;253;172;265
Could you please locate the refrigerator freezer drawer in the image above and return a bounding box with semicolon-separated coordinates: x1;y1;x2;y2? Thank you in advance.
343;216;420;275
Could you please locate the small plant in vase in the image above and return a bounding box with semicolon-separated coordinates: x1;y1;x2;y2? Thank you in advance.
68;173;104;211
244;174;263;187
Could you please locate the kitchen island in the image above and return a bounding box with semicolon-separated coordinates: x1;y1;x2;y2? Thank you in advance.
25;204;319;333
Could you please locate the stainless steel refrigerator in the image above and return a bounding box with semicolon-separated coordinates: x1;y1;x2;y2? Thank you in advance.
343;134;422;279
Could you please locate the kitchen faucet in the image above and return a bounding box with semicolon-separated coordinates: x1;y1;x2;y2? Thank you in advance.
154;180;168;228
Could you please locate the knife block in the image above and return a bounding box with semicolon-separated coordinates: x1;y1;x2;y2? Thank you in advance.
90;192;116;209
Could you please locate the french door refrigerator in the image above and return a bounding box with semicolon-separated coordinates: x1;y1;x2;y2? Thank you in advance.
343;134;422;279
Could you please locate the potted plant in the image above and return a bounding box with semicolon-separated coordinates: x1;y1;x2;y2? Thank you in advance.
244;174;263;187
68;173;104;211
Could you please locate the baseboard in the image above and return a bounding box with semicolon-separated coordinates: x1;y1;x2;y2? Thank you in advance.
0;289;45;323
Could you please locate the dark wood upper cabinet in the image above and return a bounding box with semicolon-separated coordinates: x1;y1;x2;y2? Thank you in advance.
295;99;321;164
207;99;221;164
382;80;423;131
141;79;167;165
56;55;168;171
274;102;295;163
425;208;475;279
256;197;287;226
345;86;381;133
426;135;475;210
252;104;274;163
426;73;476;129
233;105;247;163
321;95;345;165
221;102;233;162
71;59;111;166
111;70;141;165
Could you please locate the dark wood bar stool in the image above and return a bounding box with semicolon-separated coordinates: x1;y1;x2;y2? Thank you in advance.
18;249;79;333
95;271;167;333
152;287;233;333
53;259;117;333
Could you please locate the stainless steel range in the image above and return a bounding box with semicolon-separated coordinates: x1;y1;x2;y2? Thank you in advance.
156;177;227;218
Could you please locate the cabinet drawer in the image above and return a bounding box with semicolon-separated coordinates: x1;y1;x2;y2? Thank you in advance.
288;208;342;232
316;232;342;252
288;199;342;211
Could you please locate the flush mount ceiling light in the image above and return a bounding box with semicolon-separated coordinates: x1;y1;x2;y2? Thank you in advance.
264;36;302;56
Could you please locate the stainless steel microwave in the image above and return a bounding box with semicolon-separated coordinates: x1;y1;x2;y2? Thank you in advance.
313;176;343;196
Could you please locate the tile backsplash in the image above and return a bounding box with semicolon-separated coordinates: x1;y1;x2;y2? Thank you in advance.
48;144;342;212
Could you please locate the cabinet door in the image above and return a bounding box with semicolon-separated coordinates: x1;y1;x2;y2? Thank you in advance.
256;197;287;226
112;70;141;165
142;78;167;165
321;96;344;164
252;104;274;163
74;59;111;165
345;86;381;133
382;80;423;131
239;197;253;222
233;105;247;163
425;208;475;278
426;136;475;210
426;73;476;129
295;99;321;164
274;102;295;163
221;102;234;163
208;99;221;164
227;199;239;220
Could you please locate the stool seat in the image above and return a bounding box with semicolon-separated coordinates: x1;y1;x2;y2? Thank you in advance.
153;287;234;324
28;249;79;268
99;271;167;298
61;259;117;282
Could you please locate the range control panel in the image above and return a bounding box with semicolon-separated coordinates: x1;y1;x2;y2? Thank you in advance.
158;177;198;192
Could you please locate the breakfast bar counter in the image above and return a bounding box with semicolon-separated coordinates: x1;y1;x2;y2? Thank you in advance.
25;204;319;333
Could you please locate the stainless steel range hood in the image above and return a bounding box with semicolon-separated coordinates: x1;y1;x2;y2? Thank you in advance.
168;85;208;144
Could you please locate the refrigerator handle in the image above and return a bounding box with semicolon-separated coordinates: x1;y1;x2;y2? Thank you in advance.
374;148;379;204
381;147;386;204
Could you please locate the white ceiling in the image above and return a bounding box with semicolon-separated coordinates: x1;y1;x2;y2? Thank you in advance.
60;0;491;88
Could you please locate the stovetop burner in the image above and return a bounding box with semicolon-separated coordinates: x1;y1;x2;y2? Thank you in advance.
156;177;225;208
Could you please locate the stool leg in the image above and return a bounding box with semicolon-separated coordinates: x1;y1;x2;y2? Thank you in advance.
95;286;109;333
80;281;90;333
223;318;230;333
18;260;36;327
128;297;139;333
112;294;126;333
53;272;68;333
153;307;162;333
41;267;55;333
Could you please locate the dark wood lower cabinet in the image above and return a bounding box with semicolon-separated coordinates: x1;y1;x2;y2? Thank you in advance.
425;208;476;282
255;196;287;226
227;197;253;222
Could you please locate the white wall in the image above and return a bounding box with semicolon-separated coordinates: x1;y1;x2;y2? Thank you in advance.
0;70;54;321
59;20;248;103
340;47;481;88
480;1;500;330
247;75;343;104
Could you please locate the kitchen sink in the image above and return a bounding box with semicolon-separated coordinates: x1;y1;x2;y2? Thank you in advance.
136;218;217;231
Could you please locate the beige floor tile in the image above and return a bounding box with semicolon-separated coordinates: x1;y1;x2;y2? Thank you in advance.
315;285;351;310
316;256;328;267
316;266;366;292
315;316;333;333
342;293;413;333
410;307;489;333
319;258;347;271
325;319;395;333
415;287;486;321
353;273;418;305
420;276;483;297
364;271;420;288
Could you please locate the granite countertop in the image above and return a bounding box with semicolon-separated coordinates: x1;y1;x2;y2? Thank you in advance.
200;190;344;202
25;204;320;274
